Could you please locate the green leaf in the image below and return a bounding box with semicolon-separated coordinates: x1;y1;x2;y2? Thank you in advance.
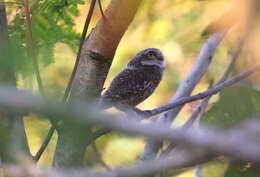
224;162;260;177
202;86;260;128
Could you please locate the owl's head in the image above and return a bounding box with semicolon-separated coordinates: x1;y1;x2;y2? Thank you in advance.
127;48;165;71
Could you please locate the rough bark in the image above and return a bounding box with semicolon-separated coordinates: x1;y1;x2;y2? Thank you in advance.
69;0;143;100
53;0;143;168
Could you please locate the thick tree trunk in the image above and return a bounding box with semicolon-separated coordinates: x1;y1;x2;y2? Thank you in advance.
53;0;143;168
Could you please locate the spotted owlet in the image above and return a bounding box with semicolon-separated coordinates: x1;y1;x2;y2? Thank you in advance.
99;48;165;114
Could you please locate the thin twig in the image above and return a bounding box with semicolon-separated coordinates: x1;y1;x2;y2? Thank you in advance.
92;142;111;170
182;35;245;129
4;149;213;177
63;0;96;101
195;165;202;177
0;1;23;5
162;37;245;156
183;97;209;130
98;0;105;18
23;0;44;93
23;0;56;162
140;31;227;162
92;128;111;140
144;65;260;118
33;126;55;161
34;0;98;161
184;36;245;129
161;97;210;156
161;31;227;123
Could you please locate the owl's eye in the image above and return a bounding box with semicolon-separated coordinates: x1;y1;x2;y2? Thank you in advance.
146;51;157;58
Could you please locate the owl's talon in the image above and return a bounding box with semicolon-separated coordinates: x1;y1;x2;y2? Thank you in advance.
135;110;151;119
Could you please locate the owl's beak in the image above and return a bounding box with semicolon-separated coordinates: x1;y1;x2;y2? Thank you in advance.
141;60;165;69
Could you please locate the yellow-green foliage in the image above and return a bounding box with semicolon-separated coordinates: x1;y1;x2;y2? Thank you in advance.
6;0;259;176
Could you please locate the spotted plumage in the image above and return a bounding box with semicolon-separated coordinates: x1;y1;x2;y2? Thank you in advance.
99;48;165;112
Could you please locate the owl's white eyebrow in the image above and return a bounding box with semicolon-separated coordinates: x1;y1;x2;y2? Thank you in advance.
141;60;165;69
125;65;138;70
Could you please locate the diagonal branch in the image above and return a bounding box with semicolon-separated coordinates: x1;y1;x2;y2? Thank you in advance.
63;0;97;102
34;0;98;162
1;86;260;164
80;65;260;141
98;0;105;18
4;148;213;177
33;125;55;161
24;0;54;161
162;38;245;156
92;142;111;170
23;0;44;93
140;30;227;162
53;0;144;168
183;35;245;128
144;65;260;118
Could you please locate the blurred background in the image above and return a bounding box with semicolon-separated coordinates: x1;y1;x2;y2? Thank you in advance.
3;0;260;176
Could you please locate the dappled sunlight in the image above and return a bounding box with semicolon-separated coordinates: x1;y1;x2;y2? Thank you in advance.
2;0;260;177
103;137;144;167
21;0;239;173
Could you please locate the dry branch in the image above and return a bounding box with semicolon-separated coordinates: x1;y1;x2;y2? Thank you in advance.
162;37;245;156
4;149;213;177
144;64;260;118
74;64;260;142
23;0;44;94
140;31;227;161
1;88;260;177
34;0;98;163
0;69;259;163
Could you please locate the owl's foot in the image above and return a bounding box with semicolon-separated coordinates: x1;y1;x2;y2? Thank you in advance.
132;108;152;120
119;106;152;120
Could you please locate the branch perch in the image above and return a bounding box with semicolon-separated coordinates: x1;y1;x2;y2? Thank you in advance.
1;87;260;165
140;31;227;161
144;65;260;118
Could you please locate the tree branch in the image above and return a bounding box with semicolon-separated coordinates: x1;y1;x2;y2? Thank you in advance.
23;0;44;94
144;65;260;118
98;0;105;18
69;0;143;100
77;62;258;142
53;0;143;168
0;77;259;164
63;0;96;102
160;33;247;158
33;125;55;161
92;142;111;170
140;31;227;161
33;0;98;163
4;148;213;177
0;1;23;5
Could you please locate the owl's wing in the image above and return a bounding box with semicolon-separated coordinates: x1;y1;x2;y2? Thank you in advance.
101;69;152;104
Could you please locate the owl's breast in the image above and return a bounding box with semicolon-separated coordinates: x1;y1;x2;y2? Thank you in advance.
128;68;162;106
